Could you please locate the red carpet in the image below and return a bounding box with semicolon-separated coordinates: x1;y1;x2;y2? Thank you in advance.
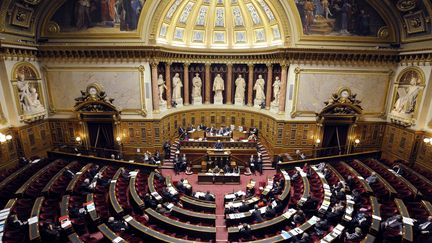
161;169;276;242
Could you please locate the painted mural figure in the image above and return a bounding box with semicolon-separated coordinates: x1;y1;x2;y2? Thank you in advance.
119;0;143;30
101;0;116;25
304;0;315;34
172;73;183;100
75;0;92;29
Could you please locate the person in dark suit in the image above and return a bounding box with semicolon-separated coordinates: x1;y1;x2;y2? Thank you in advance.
249;155;256;174
89;165;100;178
417;216;432;241
301;196;319;215
252;205;264;223
314;218;329;236
381;215;403;240
204;191;215;201
239;223;252;240
273;154;282;168
178;127;186;139
42;221;61;242
107;217;128;232
345;227;363;241
256;155;263;175
163;141;171;159
79;178;93;195
144;193;157;208
238;201;249;212
8;214;26;229
214;140;223;149
223;164;231;174
265;206;276;219
63;168;75;179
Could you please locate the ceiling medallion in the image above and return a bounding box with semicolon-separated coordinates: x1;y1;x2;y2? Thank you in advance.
396;0;417;12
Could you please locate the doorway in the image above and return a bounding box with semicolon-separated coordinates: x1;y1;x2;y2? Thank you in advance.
87;122;115;150
322;124;350;156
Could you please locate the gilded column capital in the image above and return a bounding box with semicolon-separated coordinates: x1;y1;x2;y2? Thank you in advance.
247;63;254;68
184;62;190;67
266;63;273;68
150;61;159;68
205;62;212;67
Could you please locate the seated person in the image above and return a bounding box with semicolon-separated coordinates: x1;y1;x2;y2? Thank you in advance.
381;215;403;237
107;217;129;232
365;172;377;184
154;169;165;183
301;196;319;214
176;179;186;193
63;168;75;179
156;204;168;214
345;227;363;241
265;206;276;218
238;200;249;212
8;214;26;229
89;165;100;178
79;178;93;195
223;164;231;174
204;191;215;201
314;218;329;236
291;171;300;181
417;216;432;240
42;221;61;242
392;164;403;176
293;232;310;243
239;223;252;240
291;210;306;226
144;193;157;208
252;205;264;223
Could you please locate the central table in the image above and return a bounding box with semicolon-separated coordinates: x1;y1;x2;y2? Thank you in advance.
197;172;240;184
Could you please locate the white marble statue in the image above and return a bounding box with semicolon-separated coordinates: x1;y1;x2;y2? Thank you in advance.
157;74;167;104
254;74;265;102
16;73;44;114
271;76;281;105
213;74;225;98
235;74;246;105
172;73;183;103
393;76;422;114
192;73;202;99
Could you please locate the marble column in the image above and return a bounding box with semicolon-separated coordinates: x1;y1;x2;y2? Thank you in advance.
247;64;254;106
183;63;190;105
165;62;172;109
151;62;160;113
265;64;273;109
205;63;211;104
278;63;288;113
226;63;233;105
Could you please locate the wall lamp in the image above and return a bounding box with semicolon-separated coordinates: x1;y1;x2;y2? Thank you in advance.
0;133;12;143
354;138;360;147
423;137;432;145
75;136;82;145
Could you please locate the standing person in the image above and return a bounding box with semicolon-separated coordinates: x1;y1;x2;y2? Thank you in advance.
163;141;171;159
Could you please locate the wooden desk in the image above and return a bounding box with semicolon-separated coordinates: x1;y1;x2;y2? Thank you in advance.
170;205;216;225
395;198;414;242
197;172;240;184
66;163;93;193
145;208;216;240
370;196;381;234
362;234;376;243
29;196;44;241
422;200;432;216
109;168;124;215
188;130;205;139
205;134;231;141
129;169;144;209
68;233;84;243
180;140;256;150
295;167;310;205
279;170;291;203
228;209;297;241
180;195;216;214
98;224;126;243
233;131;248;140
59;195;73;231
124;215;197;243
86;194;99;223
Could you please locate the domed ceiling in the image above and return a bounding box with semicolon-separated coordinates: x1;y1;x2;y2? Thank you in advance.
156;0;286;49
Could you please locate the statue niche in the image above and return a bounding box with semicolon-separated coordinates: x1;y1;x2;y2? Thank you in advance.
389;68;424;127
12;63;46;123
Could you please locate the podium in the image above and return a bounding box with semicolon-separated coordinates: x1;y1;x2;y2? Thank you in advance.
207;149;231;168
188;130;205;139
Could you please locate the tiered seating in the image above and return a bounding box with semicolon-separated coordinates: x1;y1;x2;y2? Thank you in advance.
397;163;432;200
363;159;415;199
90;166;117;221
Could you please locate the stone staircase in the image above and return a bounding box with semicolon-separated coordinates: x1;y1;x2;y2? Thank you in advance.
309;15;335;35
161;139;275;170
257;141;273;170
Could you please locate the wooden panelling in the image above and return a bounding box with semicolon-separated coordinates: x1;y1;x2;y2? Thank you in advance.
416;132;432;171
17;120;52;158
0;128;19;169
354;122;386;150
381;124;416;161
49;119;81;145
